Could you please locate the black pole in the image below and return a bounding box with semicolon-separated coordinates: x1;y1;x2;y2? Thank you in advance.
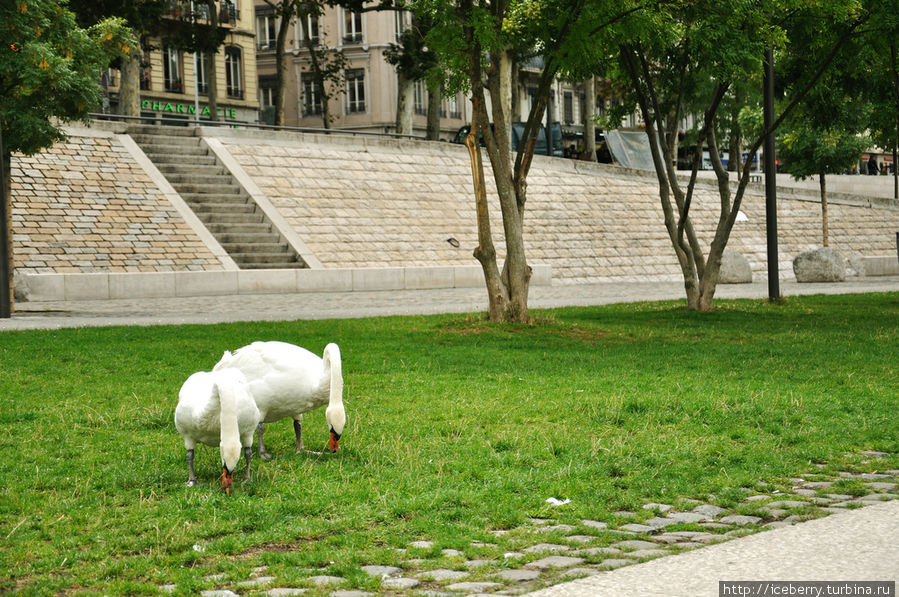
0;125;10;318
763;45;780;302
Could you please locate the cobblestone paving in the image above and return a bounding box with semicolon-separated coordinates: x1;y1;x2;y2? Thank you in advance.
160;453;898;597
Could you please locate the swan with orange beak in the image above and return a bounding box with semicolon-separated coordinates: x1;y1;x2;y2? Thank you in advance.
216;342;346;457
175;366;261;494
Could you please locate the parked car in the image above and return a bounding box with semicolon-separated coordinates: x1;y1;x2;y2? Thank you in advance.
452;122;563;157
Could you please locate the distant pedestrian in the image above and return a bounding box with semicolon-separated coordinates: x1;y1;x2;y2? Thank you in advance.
867;155;879;175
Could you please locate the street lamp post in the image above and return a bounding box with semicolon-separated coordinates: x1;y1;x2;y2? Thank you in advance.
763;45;780;302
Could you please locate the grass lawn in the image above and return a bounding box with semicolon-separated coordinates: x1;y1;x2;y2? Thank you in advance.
1;292;897;595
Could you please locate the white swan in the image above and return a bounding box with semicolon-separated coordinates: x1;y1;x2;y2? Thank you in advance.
215;341;345;458
174;366;261;494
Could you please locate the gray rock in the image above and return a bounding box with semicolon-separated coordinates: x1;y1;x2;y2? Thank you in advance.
642;503;673;513
503;552;525;559
382;578;421;590
441;549;464;558
692;504;727;518
565;534;597;543
330;591;374;597
310;576;345;586
580;520;608;530
719;249;753;283
361;565;401;578
415;569;469;581
445;581;503;592
525;556;585;569
719;515;762;525
493;569;541;582
622;548;669;559
612;540;658;550
858;493;897;501
613;511;637;518
464;559;490;569
575;547;621;556
523;543;571;553
745;495;771;502
201;592;238;597
646;517;678;529
766;500;808;509
793;247;847;282
239;576;275;587
542;524;577;533
866;482;898;491
598;559;632;570
802;481;834;490
619;523;654;533
665;512;710;523
266;590;308;597
409;540;435;549
159;585;176;594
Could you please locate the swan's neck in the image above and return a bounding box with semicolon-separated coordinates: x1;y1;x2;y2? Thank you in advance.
323;344;343;407
216;376;241;471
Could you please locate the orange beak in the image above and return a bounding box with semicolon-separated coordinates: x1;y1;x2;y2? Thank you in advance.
221;467;233;495
329;430;340;453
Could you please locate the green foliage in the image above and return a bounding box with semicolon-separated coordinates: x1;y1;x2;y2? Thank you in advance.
777;125;869;179
1;294;897;593
1;0;133;156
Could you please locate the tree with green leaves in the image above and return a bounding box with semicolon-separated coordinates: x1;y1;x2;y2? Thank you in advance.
602;0;867;311
1;0;133;314
385;14;438;136
413;0;643;322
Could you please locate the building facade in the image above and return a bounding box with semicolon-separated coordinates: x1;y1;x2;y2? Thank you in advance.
102;0;260;123
253;1;468;137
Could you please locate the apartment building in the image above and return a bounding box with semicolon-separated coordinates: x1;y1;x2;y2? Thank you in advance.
101;0;260;123
253;1;469;137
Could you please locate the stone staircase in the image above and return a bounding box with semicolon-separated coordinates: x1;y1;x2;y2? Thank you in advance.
128;124;306;269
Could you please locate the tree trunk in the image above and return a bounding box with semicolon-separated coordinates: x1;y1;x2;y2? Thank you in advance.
118;47;142;117
395;70;414;135
273;5;293;127
2;150;12;316
498;50;513;149
426;81;441;140
510;62;521;123
584;77;596;161
465;113;506;321
204;0;219;121
820;171;829;247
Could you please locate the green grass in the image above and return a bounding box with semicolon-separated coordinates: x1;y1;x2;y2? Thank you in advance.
1;293;897;595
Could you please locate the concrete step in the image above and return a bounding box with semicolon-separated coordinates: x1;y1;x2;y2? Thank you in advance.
146;153;218;166
221;242;289;253
173;182;242;195
165;173;233;186
126;124;198;137
182;193;249;205
130;135;202;148
156;163;227;176
216;231;282;244
140;144;209;157
233;252;302;265
205;222;272;234
238;261;306;269
197;212;266;224
191;202;257;214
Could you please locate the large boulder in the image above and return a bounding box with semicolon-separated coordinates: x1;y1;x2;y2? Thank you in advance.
718;250;753;284
792;247;847;282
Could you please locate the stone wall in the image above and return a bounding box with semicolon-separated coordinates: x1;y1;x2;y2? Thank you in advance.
217;128;899;284
10;124;899;300
10;127;226;274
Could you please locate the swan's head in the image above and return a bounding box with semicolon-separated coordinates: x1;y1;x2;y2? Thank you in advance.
325;403;346;453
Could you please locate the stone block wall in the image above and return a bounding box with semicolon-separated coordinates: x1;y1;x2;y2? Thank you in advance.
10;128;225;274
218;129;899;284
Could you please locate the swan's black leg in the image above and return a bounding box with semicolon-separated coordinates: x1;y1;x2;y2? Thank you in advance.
257;423;272;461
242;446;253;482
294;419;304;452
186;449;197;486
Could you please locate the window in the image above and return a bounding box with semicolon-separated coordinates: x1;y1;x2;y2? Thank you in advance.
596;95;604;117
395;10;411;42
300;14;320;45
163;44;183;92
219;0;238;23
195;52;208;94
256;14;277;50
345;68;365;113
140;65;151;91
344;10;363;43
225;46;243;98
445;94;461;119
563;91;573;124
301;73;322;116
413;80;426;116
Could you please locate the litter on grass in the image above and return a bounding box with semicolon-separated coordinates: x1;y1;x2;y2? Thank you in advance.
546;497;571;506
